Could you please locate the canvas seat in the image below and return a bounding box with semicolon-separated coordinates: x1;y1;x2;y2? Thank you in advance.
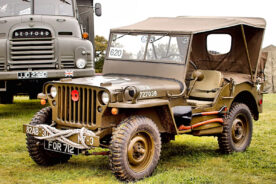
187;70;223;107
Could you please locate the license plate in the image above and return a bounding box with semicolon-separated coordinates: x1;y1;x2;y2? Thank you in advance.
44;140;79;155
18;71;48;79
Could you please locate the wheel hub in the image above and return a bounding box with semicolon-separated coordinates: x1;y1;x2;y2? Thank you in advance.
232;118;246;143
128;135;148;166
127;132;154;172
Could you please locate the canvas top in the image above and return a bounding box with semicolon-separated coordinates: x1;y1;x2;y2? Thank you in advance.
111;16;266;34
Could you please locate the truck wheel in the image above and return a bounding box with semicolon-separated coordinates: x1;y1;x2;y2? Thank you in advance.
29;93;37;100
110;116;161;181
26;107;71;166
218;103;253;153
0;92;13;104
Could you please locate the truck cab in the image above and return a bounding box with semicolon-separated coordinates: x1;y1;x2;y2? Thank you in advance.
0;0;101;103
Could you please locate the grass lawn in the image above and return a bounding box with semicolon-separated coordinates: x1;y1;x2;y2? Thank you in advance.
0;95;275;184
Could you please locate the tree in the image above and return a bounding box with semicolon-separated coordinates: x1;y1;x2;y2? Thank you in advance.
95;35;108;73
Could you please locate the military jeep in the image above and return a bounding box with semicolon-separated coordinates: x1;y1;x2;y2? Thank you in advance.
24;17;266;181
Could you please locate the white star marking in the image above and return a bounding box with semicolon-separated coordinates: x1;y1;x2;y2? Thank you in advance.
256;84;261;92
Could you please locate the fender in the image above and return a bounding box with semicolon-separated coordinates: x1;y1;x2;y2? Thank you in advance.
108;99;178;134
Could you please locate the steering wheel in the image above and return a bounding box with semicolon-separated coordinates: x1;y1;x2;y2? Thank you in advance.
189;60;198;70
185;60;198;81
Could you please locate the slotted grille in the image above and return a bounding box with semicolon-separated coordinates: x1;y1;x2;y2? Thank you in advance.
9;29;56;70
57;85;97;126
61;56;75;69
0;58;4;71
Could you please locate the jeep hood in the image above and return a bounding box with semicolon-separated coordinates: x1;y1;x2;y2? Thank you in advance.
55;75;183;95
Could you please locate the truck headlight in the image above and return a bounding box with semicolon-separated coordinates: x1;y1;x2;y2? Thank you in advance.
101;92;110;105
50;86;57;98
76;58;87;69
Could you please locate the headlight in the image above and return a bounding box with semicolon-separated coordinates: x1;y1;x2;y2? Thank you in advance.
50;86;57;98
101;92;110;105
76;58;87;69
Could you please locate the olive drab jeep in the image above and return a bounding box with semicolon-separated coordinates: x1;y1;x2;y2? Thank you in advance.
24;17;266;181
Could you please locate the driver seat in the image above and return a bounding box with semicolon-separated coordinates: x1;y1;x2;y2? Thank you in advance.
187;70;224;107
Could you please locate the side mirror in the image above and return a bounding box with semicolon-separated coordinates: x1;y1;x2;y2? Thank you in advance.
95;3;102;17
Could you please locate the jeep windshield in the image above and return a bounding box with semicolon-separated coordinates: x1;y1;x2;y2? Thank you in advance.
0;0;73;17
108;33;190;64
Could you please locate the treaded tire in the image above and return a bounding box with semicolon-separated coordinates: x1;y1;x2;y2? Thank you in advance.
109;116;161;181
218;103;253;154
26;107;71;166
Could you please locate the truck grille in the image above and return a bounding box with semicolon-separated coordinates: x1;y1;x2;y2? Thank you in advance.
57;85;97;126
61;56;75;69
9;29;56;70
0;58;4;71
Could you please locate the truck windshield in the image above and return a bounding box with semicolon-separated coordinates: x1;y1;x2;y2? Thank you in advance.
108;34;190;64
35;0;73;16
0;0;73;17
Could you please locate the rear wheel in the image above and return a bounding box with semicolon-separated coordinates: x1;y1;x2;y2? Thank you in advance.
218;103;253;153
26;107;71;166
109;116;161;181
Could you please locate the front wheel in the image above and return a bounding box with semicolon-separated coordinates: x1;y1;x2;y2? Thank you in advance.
218;103;253;153
109;116;161;181
26;107;71;166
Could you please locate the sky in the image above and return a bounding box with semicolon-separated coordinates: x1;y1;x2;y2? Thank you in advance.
94;0;276;48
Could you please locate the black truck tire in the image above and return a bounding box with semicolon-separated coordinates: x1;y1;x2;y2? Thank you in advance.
218;103;253;153
26;107;71;166
0;92;13;104
29;92;38;100
109;116;161;181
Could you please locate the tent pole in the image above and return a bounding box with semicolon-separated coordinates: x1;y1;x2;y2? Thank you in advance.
241;25;254;82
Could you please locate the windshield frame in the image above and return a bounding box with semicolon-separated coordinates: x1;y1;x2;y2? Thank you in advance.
106;32;191;65
0;0;75;18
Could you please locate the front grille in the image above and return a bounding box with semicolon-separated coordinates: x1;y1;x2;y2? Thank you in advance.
9;29;56;70
0;58;4;71
61;56;75;69
57;85;97;126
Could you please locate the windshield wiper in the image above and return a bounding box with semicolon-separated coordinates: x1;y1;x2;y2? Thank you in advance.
22;0;31;2
150;34;168;43
60;0;71;5
112;33;128;42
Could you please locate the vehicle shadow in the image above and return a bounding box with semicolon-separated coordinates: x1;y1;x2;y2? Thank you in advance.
160;141;221;161
65;155;110;171
62;141;221;172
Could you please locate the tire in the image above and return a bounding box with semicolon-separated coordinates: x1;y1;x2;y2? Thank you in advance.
109;116;161;181
218;103;253;153
0;92;13;104
29;92;38;100
26;107;71;166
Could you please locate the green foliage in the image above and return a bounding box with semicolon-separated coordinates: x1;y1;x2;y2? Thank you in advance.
95;35;108;73
0;95;275;184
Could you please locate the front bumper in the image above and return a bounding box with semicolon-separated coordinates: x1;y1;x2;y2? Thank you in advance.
23;124;100;147
0;68;94;80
